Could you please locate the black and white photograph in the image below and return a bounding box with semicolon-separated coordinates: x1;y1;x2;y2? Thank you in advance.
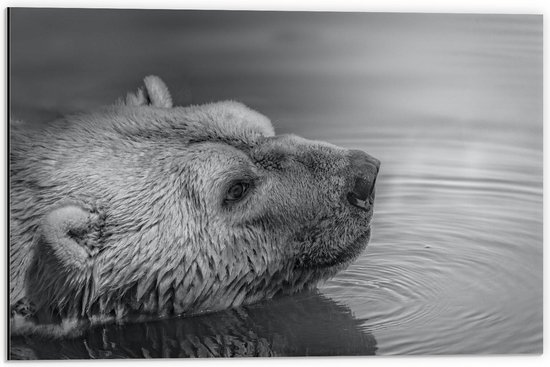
6;5;543;360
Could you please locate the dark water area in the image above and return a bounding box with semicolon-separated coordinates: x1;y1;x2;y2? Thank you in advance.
9;9;542;356
11;291;377;358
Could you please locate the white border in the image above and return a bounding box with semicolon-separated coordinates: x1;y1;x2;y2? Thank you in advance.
0;0;546;13
1;1;547;367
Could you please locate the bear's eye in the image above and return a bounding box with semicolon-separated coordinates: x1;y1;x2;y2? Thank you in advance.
225;182;250;202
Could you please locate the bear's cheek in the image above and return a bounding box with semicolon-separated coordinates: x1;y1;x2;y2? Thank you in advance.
209;221;294;260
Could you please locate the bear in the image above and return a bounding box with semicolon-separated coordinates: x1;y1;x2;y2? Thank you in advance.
9;76;380;337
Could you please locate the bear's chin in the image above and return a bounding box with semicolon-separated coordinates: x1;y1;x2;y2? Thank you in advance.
329;227;372;268
295;226;371;271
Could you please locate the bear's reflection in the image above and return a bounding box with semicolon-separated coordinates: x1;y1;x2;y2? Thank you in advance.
11;291;377;359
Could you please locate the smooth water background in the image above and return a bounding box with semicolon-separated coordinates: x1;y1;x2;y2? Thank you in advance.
9;10;543;356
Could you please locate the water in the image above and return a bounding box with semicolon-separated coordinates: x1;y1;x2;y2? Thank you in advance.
9;10;542;357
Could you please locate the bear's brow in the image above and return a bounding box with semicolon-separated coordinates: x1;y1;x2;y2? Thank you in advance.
249;137;291;170
187;133;270;151
186;135;287;170
186;137;259;154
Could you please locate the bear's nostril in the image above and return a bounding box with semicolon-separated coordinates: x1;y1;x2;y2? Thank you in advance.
347;191;372;211
347;150;379;211
352;177;372;201
347;176;377;210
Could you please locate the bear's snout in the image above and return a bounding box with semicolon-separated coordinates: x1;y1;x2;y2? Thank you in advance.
346;149;380;211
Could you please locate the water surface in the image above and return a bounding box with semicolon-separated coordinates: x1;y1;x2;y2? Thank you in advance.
9;10;542;356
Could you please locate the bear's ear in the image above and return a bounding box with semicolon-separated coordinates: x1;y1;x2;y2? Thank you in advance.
120;75;173;108
26;204;106;316
38;204;105;270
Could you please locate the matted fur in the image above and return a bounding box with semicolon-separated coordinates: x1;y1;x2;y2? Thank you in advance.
10;76;376;336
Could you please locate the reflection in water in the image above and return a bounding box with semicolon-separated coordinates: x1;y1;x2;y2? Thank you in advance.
9;10;542;356
10;291;376;359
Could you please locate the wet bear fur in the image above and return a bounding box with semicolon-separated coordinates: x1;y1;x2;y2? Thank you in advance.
10;76;375;336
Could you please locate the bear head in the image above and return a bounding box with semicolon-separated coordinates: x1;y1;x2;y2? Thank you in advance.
10;76;380;329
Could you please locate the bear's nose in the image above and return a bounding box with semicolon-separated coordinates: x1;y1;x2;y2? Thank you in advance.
346;149;380;211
